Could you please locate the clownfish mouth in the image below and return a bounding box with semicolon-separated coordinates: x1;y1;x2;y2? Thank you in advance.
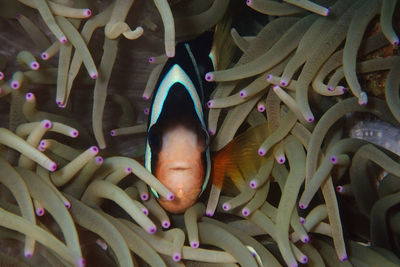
170;167;191;171
168;161;193;170
155;125;205;213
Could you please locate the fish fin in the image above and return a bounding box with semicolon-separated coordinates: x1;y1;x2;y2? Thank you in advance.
211;144;231;190
210;141;241;194
212;122;269;191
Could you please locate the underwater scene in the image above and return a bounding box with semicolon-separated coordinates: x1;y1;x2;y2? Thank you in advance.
0;0;400;266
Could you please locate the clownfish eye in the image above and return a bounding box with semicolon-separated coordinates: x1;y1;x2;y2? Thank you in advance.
148;128;161;152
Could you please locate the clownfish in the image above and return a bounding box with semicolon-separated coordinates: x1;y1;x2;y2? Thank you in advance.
145;32;215;213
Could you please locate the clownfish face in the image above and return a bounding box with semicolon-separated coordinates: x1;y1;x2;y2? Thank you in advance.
155;125;205;213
